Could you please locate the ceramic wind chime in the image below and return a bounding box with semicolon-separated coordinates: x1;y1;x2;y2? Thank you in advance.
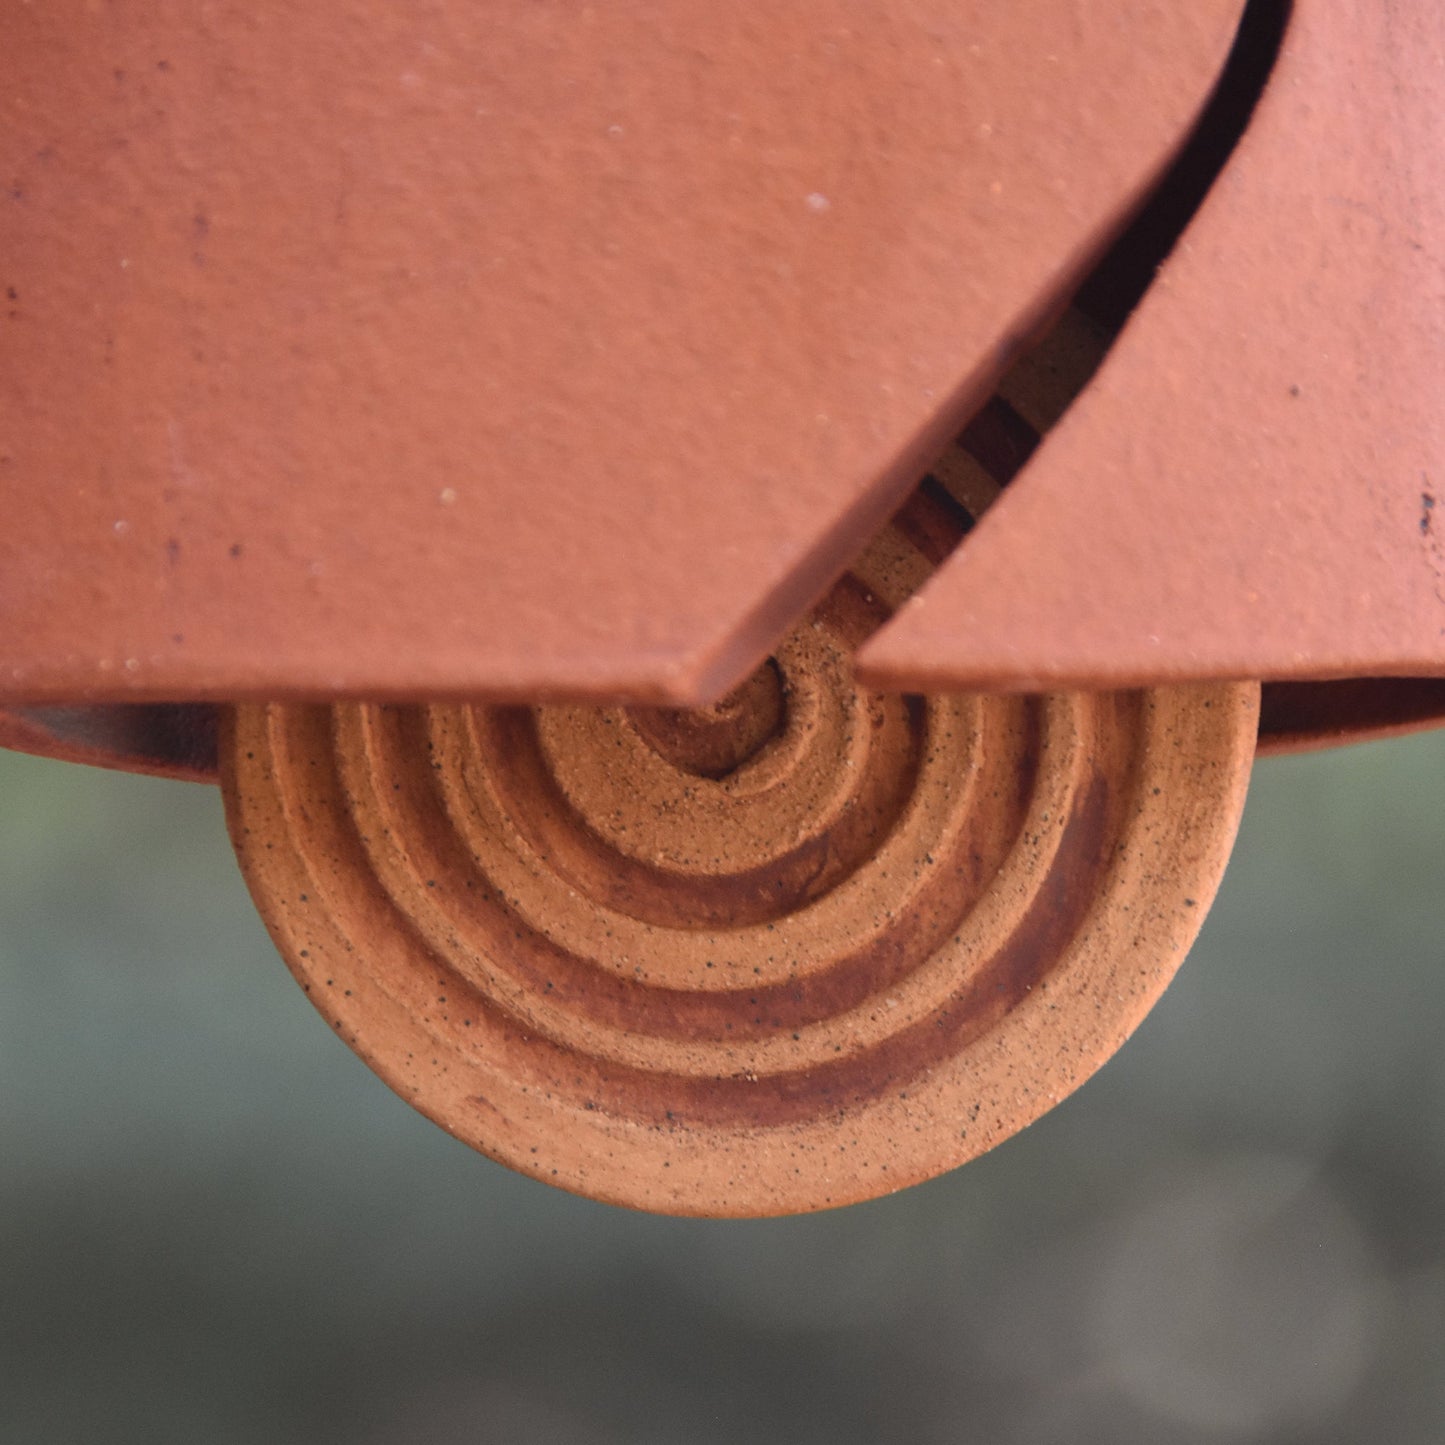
4;0;1443;1213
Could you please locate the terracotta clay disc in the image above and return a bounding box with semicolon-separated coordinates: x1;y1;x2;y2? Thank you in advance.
223;514;1257;1215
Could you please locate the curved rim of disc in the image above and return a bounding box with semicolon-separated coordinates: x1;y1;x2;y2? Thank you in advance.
222;680;1257;1216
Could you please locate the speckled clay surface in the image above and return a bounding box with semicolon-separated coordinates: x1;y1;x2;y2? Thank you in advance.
1;1;1243;705
223;500;1258;1214
860;0;1445;692
5;0;1440;1216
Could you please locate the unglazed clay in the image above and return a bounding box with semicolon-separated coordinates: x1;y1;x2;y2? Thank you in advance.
858;0;1445;693
223;498;1258;1213
1;1;1244;705
3;0;1444;1215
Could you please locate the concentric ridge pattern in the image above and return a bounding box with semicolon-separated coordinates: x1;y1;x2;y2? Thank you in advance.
224;492;1256;1214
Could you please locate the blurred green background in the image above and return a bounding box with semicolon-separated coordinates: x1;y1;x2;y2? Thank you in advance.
2;727;1443;1443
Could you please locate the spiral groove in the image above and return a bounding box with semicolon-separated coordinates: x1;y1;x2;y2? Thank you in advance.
223;495;1256;1214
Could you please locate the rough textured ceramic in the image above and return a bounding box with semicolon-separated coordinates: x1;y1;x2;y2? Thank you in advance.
217;300;1263;1213
858;0;1445;693
2;1;1243;705
4;0;1444;1215
224;505;1258;1214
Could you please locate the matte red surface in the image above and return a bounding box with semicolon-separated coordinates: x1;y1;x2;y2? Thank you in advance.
1;1;1242;705
859;0;1445;693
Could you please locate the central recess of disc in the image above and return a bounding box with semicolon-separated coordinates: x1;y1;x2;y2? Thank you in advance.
626;658;787;779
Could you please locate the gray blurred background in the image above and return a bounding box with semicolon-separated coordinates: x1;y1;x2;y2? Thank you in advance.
2;726;1443;1443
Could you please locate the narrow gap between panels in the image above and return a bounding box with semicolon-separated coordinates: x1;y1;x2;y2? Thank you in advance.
890;0;1292;562
0;0;1292;785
